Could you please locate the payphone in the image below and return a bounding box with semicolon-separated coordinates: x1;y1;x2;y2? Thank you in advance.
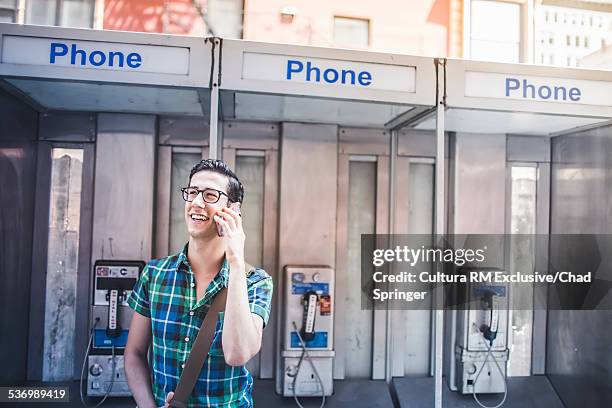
282;266;334;403
455;269;509;408
80;260;144;403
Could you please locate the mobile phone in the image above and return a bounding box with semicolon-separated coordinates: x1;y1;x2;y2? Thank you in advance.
216;202;241;237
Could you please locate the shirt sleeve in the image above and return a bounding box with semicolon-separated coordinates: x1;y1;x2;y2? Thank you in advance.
127;264;151;318
248;273;273;328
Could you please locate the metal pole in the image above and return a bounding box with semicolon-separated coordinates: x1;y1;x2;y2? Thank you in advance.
385;129;398;383
208;38;220;159
434;58;446;408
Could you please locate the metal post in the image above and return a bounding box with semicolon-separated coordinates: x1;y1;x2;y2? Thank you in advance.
385;129;398;383
434;58;446;408
208;38;221;159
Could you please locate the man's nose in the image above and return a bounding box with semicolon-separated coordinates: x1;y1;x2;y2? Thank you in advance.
192;191;207;207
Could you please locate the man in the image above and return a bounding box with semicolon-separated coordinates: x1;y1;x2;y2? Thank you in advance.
125;159;273;408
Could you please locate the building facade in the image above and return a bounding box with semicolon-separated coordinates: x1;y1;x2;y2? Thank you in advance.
1;0;610;66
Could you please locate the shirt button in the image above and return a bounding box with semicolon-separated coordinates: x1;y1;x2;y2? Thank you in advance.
189;311;194;316
190;282;195;288
185;337;190;342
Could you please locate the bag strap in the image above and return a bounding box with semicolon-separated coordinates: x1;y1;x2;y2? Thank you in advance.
169;287;227;408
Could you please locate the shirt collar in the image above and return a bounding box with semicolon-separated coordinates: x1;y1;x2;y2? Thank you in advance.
178;242;230;287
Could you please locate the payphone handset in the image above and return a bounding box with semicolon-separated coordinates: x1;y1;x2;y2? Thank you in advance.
479;290;501;346
300;291;319;342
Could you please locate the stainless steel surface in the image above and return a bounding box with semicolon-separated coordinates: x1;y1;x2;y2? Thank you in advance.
445;132;506;395
1;88;38;383
373;157;390;380
532;162;550;375
338;127;390;156
43;148;84;381
209;39;221;159
169;150;202;254
92;113;155;263
334;154;349;380
27;142;52;382
346;160;377;378
385;131;397;383
548;123;612;408
236;154;265;377
223;121;280;151
87;355;130;397
506;165;537;377
261;149;279;379
449;133;506;234
406;162;435;376
154;146;171;258
434;66;445;408
276;122;338;391
159;116;210;146
398;129;437;158
39;112;95;142
74;143;95;381
506;135;550;162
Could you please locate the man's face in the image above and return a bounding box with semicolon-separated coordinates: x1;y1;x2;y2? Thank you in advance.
184;170;231;239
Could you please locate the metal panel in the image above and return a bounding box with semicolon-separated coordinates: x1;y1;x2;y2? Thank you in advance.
169;150;202;254
532;162;550;375
405;162;435;376
445;132;506;393
223;121;279;151
159;116;210;146
451;133;507;234
0;23;212;88
334;154;349;380
0;88;38;383
261;149;279;379
39;112;95;142
42;147;84;381
92;114;155;263
398;129;436;157
236;154;266;378
547;124;612;407
345;160;377;379
372;157;389;380
390;156;410;377
276;122;337;390
507;135;550;162
155;146;171;258
445;58;612;118
74;142;94;380
26;142;51;382
219;39;436;106
338;127;390;156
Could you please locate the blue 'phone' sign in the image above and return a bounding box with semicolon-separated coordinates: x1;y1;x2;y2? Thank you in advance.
49;42;142;69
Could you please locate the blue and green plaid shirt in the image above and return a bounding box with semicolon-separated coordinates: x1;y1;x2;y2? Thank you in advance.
127;244;273;407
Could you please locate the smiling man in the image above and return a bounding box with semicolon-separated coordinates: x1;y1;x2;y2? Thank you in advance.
125;159;273;408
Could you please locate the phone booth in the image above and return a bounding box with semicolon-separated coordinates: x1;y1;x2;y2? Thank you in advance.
0;23;213;403
213;39;443;407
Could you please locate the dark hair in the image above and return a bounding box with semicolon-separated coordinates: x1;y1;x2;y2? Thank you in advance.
189;159;244;203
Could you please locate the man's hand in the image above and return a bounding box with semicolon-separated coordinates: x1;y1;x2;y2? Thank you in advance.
160;391;174;408
214;206;245;266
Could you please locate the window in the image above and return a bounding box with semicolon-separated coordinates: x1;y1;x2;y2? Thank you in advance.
470;0;521;63
584;37;589;48
26;0;94;28
333;17;369;48
0;0;17;23
566;35;571;46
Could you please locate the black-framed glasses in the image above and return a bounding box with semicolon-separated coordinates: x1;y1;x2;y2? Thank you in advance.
181;187;230;204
